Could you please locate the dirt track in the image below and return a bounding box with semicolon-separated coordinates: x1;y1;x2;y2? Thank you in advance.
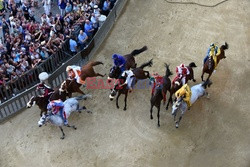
1;0;250;166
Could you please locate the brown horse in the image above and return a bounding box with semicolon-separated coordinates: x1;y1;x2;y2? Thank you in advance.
109;59;153;110
201;42;229;81
108;46;148;79
124;45;148;69
150;63;173;127
65;61;105;95
166;62;197;110
27;86;69;116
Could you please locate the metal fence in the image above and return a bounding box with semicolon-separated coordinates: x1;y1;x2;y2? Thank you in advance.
0;0;128;123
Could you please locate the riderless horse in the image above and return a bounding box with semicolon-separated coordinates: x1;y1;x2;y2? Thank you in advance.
166;62;197;110
201;42;228;81
109;59;153;110
171;79;212;128
38;94;92;139
150;63;173;127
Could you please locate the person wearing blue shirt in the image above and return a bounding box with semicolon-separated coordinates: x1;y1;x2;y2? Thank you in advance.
78;30;88;50
112;54;126;74
69;36;78;55
84;20;94;38
102;0;111;16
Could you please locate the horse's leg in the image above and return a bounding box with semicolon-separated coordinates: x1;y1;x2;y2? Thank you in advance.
76;88;85;95
59;126;65;139
206;73;212;82
176;115;182;128
116;91;121;109
157;106;160;127
150;104;153;120
166;94;172;110
66;124;77;130
201;71;205;81
123;92;128;111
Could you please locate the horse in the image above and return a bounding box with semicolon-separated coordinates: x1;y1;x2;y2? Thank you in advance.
27;84;74;116
109;59;153;110
150;63;173;127
108;46;148;79
171;79;212;128
166;62;197;110
65;61;105;95
61;79;84;98
201;42;229;81
38;94;92;139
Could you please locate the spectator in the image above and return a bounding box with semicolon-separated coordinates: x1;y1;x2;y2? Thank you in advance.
65;2;72;14
42;0;51;16
77;29;88;50
84;19;94;38
102;0;111;16
69;36;77;55
58;0;66;16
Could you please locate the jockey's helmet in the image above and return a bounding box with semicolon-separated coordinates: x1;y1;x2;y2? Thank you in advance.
66;66;72;72
180;63;185;68
112;54;118;59
210;43;215;48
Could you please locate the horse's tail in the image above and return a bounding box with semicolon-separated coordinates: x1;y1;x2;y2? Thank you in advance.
221;42;229;50
130;46;148;56
139;59;153;69
201;79;213;89
74;94;92;100
164;63;173;77
189;62;197;68
90;61;104;66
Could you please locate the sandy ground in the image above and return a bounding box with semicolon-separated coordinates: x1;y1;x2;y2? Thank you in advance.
1;0;250;166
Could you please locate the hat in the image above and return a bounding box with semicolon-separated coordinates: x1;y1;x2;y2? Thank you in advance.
66;66;72;72
112;54;118;59
210;43;215;48
41;41;46;46
94;5;98;9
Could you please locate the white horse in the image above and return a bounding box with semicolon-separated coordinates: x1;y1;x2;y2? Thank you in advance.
172;80;212;128
38;94;92;139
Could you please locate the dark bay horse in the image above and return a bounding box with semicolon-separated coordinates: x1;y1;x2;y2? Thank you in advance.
108;46;148;79
61;79;84;97
109;59;153;110
27;85;69;116
201;42;229;81
150;63;173;127
166;62;197;110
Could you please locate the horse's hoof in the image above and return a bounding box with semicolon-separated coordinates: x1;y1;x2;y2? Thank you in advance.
193;79;196;82
123;108;126;111
150;116;153;120
87;110;92;114
158;124;160;127
60;136;65;139
175;124;179;128
165;107;168;110
117;106;119;109
73;126;77;130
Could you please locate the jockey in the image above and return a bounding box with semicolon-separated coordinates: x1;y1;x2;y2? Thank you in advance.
36;82;54;97
112;54;126;75
203;43;221;70
150;72;166;102
47;99;68;125
66;65;85;85
175;63;190;85
119;69;135;91
175;83;192;109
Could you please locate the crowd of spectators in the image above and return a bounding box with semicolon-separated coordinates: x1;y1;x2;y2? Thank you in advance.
0;0;116;90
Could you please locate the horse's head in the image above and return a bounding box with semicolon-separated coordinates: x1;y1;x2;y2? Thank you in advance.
164;63;173;77
218;42;229;60
27;96;36;108
60;80;69;92
109;88;117;101
188;62;197;68
38;114;47;127
108;66;121;80
172;98;182;116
